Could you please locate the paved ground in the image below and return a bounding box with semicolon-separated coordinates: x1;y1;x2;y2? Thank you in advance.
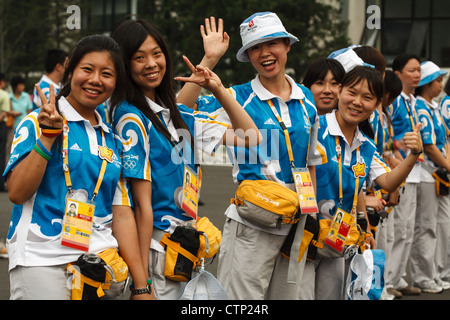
0;164;449;300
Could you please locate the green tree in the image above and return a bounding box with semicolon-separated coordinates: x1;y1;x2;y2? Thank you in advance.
0;0;82;90
137;0;349;87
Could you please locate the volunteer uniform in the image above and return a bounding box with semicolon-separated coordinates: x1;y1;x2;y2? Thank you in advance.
4;97;131;299
439;94;450;281
112;97;228;300
384;92;422;292
298;111;391;300
441;95;450;130
369;108;396;299
31;75;61;110
196;74;325;299
412;96;450;288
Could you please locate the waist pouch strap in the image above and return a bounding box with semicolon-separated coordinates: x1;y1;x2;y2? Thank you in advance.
66;264;111;300
287;214;308;285
160;233;199;265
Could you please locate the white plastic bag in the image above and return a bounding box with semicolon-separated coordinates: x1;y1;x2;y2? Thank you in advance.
178;260;228;300
345;249;385;300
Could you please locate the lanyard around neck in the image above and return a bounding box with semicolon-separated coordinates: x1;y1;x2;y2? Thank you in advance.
267;99;311;168
62;116;109;203
335;136;360;214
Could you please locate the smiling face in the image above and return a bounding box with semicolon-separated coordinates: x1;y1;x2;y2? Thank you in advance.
130;35;166;101
310;70;340;115
247;38;290;80
66;51;117;117
336;79;380;129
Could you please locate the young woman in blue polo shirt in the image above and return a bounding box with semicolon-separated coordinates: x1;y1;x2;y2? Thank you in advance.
4;35;152;300
298;66;423;300
411;61;450;293
111;19;260;300
177;12;326;300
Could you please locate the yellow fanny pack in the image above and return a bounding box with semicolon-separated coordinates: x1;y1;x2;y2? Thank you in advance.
432;168;450;196
66;248;129;300
160;218;222;282
231;179;300;229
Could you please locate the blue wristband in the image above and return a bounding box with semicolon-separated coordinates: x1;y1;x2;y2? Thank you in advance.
36;139;52;158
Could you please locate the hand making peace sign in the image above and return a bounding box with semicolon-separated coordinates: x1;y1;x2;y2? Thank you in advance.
35;84;63;130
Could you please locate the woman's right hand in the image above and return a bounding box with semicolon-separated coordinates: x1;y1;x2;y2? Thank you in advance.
35;84;63;129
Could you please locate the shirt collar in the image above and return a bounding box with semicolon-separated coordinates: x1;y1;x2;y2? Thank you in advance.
42;74;61;89
145;95;166;114
326;110;366;149
58;96;110;133
251;74;305;101
417;95;438;109
401;91;416;105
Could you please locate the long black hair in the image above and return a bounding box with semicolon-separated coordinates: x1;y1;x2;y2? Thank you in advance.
111;19;194;148
340;66;383;139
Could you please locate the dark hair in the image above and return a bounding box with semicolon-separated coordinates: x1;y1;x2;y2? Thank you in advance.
445;77;450;96
382;70;401;131
340;66;383;139
383;70;402;101
0;73;5;83
10;76;25;92
302;58;345;89
45;48;68;73
111;19;193;148
392;53;420;72
353;46;386;76
57;34;126;108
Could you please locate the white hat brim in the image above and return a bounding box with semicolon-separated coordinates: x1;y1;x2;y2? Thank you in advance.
236;32;299;62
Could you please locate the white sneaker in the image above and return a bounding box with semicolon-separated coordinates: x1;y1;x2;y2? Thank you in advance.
436;279;450;290
420;282;443;294
380;288;395;300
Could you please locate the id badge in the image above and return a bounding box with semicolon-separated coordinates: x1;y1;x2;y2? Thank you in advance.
181;165;199;220
292;167;318;214
61;198;95;252
324;207;354;253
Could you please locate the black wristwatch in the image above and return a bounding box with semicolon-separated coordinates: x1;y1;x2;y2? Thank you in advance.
131;279;152;295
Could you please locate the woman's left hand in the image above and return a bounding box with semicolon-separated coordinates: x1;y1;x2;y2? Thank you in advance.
175;56;223;94
403;123;422;154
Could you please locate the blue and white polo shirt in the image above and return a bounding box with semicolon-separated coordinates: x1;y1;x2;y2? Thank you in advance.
3;96;130;271
416;96;448;182
196;74;326;235
31;75;61;110
112;97;228;234
315;111;391;219
440;95;450;135
388;92;421;183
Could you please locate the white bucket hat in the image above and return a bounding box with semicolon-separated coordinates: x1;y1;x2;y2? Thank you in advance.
419;61;447;86
236;12;299;62
328;47;374;73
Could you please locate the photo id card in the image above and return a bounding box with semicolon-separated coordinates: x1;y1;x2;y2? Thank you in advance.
181;165;199;220
324;207;354;252
292;167;319;214
61;198;95;252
